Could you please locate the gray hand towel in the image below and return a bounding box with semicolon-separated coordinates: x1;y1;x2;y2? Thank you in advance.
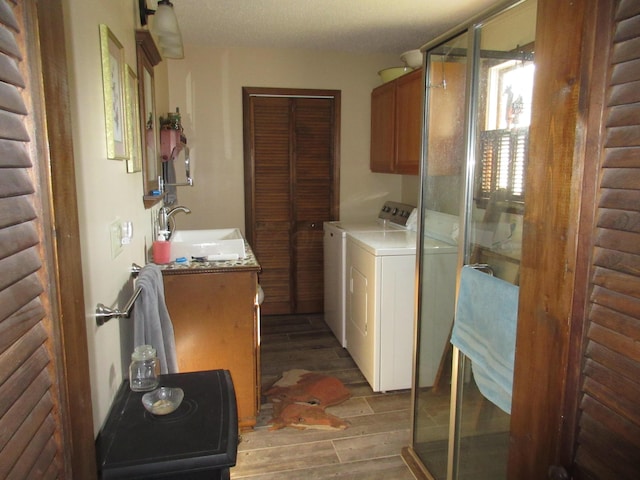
133;264;179;374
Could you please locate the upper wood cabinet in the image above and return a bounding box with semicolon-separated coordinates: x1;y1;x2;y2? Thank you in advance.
370;69;422;175
370;80;396;173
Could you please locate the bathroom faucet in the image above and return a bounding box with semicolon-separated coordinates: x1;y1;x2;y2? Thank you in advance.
158;205;191;240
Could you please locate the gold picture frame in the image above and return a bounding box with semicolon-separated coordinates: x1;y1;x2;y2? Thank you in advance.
100;24;128;160
125;65;142;173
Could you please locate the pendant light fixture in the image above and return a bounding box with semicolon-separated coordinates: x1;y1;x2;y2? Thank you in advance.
139;0;184;59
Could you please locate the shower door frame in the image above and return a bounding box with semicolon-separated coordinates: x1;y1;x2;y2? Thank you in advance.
406;1;535;479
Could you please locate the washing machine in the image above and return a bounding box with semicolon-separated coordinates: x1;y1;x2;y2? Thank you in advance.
323;201;416;347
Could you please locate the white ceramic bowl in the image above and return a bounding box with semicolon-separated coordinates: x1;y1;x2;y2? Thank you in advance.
378;66;413;83
142;387;184;415
401;49;423;69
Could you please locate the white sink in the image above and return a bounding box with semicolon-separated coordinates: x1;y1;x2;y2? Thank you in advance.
170;228;246;260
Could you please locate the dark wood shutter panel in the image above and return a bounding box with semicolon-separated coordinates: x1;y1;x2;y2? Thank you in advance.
574;2;640;478
293;97;334;312
0;0;64;477
252;96;293;310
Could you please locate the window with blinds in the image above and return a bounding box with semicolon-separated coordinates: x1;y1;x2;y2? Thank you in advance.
476;127;529;208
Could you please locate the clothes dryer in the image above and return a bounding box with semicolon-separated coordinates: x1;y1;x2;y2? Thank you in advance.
323;202;415;347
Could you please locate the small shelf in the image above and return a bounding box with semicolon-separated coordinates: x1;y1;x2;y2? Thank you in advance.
143;193;164;209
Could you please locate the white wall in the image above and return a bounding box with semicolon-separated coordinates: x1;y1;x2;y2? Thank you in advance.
63;0;168;434
166;45;411;230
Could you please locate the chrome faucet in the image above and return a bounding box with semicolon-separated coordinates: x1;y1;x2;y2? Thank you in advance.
158;205;191;240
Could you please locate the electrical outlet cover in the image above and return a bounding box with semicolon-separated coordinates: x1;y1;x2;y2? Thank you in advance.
110;219;124;259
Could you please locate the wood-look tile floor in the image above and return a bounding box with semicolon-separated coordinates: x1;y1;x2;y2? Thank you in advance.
230;313;417;479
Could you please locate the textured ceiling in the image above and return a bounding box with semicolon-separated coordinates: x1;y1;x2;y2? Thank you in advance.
169;0;499;55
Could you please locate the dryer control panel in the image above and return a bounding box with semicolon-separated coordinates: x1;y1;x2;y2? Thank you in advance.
378;201;416;227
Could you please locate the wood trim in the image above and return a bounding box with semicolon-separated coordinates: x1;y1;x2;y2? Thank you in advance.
242;87;256;242
508;0;592;476
35;0;96;478
401;447;434;480
135;29;161;67
330;93;341;220
558;0;615;471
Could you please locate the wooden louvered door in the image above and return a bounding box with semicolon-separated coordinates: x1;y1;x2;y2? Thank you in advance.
1;1;95;478
570;1;640;478
508;0;640;477
243;88;340;315
293;97;337;312
248;95;292;314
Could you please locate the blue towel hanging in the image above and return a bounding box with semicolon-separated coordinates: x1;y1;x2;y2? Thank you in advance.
450;265;519;413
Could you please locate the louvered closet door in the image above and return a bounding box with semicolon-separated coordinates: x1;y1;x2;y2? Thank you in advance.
293;98;334;313
244;89;340;315
252;96;293;313
0;1;67;477
573;2;640;478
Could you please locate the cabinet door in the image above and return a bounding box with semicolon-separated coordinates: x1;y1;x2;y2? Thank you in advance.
163;272;259;430
370;80;396;173
394;69;422;175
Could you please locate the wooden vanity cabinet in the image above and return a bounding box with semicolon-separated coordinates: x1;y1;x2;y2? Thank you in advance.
370;69;422;175
163;270;260;430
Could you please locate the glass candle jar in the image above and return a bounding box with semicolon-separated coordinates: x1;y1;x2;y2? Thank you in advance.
129;345;159;392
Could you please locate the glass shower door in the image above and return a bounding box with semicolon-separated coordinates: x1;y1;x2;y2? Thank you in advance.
453;2;536;479
411;29;469;480
408;1;536;480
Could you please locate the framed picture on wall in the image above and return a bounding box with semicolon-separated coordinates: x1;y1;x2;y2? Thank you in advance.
99;24;128;160
125;65;142;173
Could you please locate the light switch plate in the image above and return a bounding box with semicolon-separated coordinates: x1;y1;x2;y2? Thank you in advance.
110;219;124;259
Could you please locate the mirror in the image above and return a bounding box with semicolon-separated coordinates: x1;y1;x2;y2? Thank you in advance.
135;30;162;208
160;128;193;206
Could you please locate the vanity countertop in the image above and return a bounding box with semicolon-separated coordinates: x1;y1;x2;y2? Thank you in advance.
158;242;261;275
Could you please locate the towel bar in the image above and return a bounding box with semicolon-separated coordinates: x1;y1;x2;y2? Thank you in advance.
95;263;144;326
468;263;494;275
